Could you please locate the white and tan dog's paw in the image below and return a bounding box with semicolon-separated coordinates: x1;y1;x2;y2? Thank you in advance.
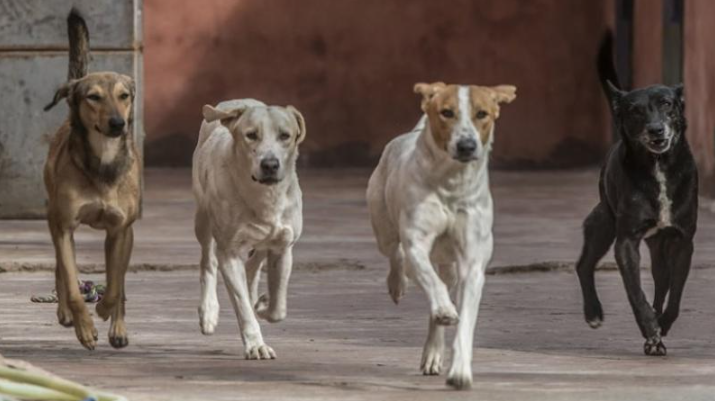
199;301;219;335
255;294;286;323
433;305;459;326
387;270;408;304
420;346;444;375
446;361;473;390
244;343;276;360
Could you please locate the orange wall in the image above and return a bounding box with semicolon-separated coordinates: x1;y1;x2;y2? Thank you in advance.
143;0;611;167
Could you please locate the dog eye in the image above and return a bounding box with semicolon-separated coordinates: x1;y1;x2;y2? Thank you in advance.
475;110;488;119
660;100;672;108
440;109;455;118
279;132;291;141
87;94;101;101
245;131;258;141
119;93;130;100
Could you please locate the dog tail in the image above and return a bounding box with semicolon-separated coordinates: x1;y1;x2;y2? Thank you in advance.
67;7;89;80
596;30;622;96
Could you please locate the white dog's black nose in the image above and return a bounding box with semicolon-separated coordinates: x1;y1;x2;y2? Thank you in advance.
260;157;280;175
456;138;477;158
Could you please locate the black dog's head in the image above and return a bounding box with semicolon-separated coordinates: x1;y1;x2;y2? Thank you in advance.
606;82;686;155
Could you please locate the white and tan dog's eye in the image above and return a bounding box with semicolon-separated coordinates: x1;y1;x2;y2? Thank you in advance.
440;109;455;118
87;94;101;101
475;110;488;120
119;93;130;101
279;132;291;141
246;131;258;141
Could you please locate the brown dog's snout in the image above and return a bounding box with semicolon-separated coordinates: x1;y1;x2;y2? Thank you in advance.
108;116;126;135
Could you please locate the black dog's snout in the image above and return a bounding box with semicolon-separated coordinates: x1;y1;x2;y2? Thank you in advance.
646;124;665;137
108;117;126;132
260;157;280;175
456;138;477;157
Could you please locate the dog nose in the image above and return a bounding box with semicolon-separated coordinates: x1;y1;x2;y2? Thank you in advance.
108;117;126;131
260;157;280;175
456;138;477;157
647;124;665;137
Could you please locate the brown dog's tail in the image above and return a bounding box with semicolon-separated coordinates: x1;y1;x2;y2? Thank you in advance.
67;7;89;80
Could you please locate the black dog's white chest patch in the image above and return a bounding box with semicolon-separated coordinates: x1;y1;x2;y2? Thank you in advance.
645;162;672;238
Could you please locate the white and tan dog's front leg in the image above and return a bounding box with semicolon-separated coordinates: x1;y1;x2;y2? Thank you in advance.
255;247;293;323
401;224;458;325
217;246;276;360
446;240;492;390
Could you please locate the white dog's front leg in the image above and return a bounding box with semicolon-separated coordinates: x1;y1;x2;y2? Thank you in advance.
216;247;276;360
446;254;489;389
198;240;220;335
256;247;293;323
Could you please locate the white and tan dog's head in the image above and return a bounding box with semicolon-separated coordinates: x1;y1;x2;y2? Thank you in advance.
203;104;306;185
414;82;516;162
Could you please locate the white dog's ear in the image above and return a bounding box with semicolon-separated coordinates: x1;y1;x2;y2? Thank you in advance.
414;81;446;112
202;104;247;127
287;105;306;144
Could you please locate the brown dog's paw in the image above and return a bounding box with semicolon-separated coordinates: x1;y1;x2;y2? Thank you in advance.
57;306;74;328
109;334;129;349
74;317;98;350
109;321;129;349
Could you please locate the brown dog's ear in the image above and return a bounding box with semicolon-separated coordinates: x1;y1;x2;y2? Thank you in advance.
286;105;306;144
414;81;446;112
202;104;247;128
44;81;76;111
488;85;517;104
121;74;136;101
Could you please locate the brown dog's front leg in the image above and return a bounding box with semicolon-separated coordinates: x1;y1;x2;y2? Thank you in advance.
97;226;133;349
51;222;97;350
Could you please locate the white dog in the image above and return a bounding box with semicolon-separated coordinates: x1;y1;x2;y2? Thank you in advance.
367;82;516;389
192;99;306;359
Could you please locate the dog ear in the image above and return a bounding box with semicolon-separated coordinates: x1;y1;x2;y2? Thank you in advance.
121;74;136;101
605;80;624;110
44;80;77;111
414;81;446;112
673;83;684;105
286;105;307;144
202;104;247;128
488;85;517;104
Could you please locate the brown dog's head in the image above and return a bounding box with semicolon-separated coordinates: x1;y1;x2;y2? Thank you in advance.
46;72;135;139
414;82;516;162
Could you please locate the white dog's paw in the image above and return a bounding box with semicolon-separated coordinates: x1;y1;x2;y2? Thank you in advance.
432;305;459;326
198;302;219;335
244;343;276;360
255;294;286;323
446;361;473;390
387;270;408;304
420;346;443;375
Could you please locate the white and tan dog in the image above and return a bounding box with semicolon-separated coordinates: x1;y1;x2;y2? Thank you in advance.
192;99;306;359
367;82;516;389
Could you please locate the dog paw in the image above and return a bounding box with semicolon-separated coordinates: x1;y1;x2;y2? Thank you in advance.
199;302;219;335
433;306;459;326
57;305;74;328
446;362;473;390
255;294;286;323
644;337;667;356
584;302;604;329
420;346;443;375
244;344;276;360
74;316;98;350
109;322;129;349
387;270;408;304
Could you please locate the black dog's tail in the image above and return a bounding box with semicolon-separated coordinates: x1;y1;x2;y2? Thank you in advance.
597;30;622;98
67;8;89;80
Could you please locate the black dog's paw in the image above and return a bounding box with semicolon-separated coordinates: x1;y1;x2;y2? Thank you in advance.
584;302;604;329
644;337;667;356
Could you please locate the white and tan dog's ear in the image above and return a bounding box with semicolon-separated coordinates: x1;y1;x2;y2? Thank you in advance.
488;85;517;105
287;105;307;144
414;81;446;112
202;104;247;128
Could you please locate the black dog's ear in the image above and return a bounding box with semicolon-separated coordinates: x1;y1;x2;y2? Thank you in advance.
605;80;624;111
673;83;684;104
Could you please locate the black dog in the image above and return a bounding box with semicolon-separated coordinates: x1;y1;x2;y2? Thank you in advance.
575;32;698;356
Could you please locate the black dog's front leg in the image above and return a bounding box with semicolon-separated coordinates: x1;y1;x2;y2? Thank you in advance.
614;237;666;356
659;236;693;336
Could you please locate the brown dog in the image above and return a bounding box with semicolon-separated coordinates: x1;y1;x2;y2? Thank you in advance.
43;9;140;350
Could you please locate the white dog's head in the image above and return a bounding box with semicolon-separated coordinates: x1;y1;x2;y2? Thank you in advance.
203;104;306;185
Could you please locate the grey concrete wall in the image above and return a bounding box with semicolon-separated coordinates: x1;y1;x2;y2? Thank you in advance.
0;0;143;218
